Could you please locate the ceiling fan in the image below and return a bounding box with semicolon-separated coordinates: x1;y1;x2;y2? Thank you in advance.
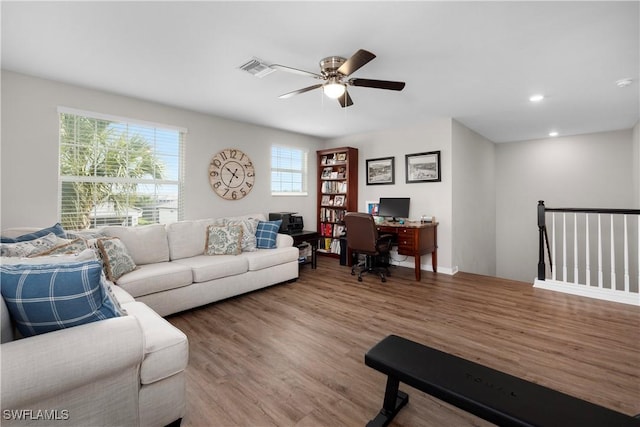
271;49;405;108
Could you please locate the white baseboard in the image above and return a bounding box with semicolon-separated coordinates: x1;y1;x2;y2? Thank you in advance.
533;279;640;306
389;259;458;276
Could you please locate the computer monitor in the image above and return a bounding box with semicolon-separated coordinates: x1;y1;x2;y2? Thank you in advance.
377;197;410;222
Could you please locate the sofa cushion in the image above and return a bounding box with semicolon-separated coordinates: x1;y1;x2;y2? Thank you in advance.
115;262;192;298
0;260;123;337
205;225;242;255
96;237;137;281
1;296;13;343
0;223;66;243
255;220;282;249
173;254;249;283
102;224;170;265
243;247;300;271
110;283;136;305
166;218;223;260
122;302;188;385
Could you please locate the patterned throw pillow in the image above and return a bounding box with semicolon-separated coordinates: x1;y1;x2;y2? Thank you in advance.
0;223;66;243
34;237;88;256
0;260;123;337
0;233;59;258
225;218;259;252
255;220;282;249
96;237;137;281
205;225;242;255
1;248;98;265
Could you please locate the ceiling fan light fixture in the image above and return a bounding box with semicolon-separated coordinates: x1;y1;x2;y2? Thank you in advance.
323;80;346;99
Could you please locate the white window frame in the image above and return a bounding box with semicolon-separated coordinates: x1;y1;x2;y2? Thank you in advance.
57;107;186;229
271;145;308;196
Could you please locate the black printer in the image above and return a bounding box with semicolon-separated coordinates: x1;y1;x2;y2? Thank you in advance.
268;212;304;233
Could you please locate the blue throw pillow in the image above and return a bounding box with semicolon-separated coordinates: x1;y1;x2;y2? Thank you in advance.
0;223;66;243
255;220;282;249
0;260;122;337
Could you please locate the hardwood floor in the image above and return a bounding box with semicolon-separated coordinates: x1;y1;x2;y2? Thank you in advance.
167;257;640;426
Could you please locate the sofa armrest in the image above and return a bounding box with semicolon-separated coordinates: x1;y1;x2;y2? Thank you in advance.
276;233;294;248
1;316;144;409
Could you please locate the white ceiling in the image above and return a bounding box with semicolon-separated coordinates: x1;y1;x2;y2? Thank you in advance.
2;1;638;143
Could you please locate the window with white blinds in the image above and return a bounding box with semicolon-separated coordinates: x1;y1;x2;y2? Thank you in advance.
271;145;308;196
58;108;185;230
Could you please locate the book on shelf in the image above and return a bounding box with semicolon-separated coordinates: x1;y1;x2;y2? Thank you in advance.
320;208;346;223
321;223;333;237
321;181;348;194
333;225;345;237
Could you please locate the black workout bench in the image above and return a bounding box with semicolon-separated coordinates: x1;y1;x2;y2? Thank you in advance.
365;335;640;427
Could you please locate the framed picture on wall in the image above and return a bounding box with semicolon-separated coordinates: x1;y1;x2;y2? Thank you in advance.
366;157;395;185
366;201;380;216
405;151;441;183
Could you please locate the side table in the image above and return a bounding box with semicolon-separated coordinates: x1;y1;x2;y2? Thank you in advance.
288;230;319;269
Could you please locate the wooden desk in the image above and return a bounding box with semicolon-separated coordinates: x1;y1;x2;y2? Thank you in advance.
377;221;438;281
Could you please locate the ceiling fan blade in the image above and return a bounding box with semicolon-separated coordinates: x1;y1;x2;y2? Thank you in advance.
270;64;324;80
279;83;323;99
337;49;376;76
350;78;406;91
337;90;354;108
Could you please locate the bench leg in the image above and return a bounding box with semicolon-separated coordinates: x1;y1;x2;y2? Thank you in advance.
367;376;409;427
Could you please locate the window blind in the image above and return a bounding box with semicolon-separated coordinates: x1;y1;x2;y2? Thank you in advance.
58;108;185;229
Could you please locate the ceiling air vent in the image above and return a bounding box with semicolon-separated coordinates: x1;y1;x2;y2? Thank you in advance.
238;58;275;78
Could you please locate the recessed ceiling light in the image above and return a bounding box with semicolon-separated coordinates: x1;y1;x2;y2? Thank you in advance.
529;94;545;102
549;131;559;137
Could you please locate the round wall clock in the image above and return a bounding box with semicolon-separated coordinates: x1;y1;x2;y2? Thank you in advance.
208;148;255;200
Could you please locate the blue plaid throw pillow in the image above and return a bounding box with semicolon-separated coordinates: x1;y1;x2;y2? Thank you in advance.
0;260;122;337
255;220;282;249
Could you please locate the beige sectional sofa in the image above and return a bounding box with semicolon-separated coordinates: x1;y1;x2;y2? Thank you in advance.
0;213;300;426
106;214;300;317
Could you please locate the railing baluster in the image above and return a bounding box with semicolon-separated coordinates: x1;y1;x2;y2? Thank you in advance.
623;215;629;292
552;213;556;281
562;213;567;282
585;214;590;287
610;215;616;290
598;214;603;288
573;213;578;284
535;202;639;306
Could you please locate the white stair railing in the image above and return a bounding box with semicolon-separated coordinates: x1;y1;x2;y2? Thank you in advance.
536;201;640;306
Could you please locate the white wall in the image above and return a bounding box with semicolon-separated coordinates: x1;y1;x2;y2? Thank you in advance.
325;119;455;273
452;119;496;276
3;71;637;283
1;71;324;229
633;120;640;208
495;129;635;283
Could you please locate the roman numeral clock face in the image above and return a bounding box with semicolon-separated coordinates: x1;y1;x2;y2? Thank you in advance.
208;148;255;200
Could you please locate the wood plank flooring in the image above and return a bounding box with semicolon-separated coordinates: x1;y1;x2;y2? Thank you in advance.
167;257;640;427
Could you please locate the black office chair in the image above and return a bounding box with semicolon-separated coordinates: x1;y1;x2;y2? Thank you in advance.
344;212;394;282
